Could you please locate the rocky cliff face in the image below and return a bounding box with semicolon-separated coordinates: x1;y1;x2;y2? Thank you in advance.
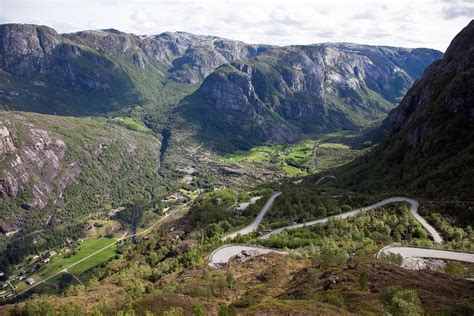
0;119;71;210
179;43;442;150
336;20;474;199
64;29;271;83
0;24;272;115
0;111;162;238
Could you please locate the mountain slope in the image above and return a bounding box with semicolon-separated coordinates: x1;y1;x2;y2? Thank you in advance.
335;20;474;199
0;24;272;115
176;43;442;151
0;111;163;269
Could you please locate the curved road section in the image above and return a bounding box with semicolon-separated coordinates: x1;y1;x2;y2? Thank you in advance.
379;246;474;263
209;195;471;267
222;192;281;241
259;197;443;243
209;245;286;267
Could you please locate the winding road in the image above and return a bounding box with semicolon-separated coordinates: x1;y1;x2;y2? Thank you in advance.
208;245;287;267
378;246;474;263
209;193;473;267
259;197;442;242
221;192;281;241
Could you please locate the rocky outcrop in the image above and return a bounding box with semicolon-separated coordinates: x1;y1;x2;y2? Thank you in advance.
180;43;442;149
0;117;70;209
0;111;162;241
0;125;16;159
64;29;272;83
382;20;474;146
337;20;474;199
0;23;273;114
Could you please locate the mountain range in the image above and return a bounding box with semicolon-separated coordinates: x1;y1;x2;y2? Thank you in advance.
1;23;442;150
0;20;473;313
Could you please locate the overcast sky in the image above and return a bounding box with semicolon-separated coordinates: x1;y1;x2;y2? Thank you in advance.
1;0;472;51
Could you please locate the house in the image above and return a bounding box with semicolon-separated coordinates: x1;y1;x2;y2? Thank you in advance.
25;278;35;286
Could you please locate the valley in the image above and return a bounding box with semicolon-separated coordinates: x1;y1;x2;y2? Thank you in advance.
0;17;473;316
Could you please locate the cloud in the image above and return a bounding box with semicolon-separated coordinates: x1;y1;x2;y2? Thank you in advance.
1;0;472;51
442;5;474;19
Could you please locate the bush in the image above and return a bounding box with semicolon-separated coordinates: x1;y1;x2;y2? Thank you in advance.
359;272;368;291
327;293;345;308
379;251;403;266
192;304;207;316
381;286;423;316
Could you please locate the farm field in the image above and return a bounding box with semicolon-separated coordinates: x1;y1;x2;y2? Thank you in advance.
35;238;117;280
222;131;367;176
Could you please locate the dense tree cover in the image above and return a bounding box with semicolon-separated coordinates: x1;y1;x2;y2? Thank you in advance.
259;205;428;251
0;223;85;273
114;199;148;235
261;187;342;228
0;113;165;270
330;22;474;200
187;189;236;226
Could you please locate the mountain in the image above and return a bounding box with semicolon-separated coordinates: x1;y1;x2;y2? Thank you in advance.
0;24;272;115
176;43;442;151
0;111;163;268
334;20;474;199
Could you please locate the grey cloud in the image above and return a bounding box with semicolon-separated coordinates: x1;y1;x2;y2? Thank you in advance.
442;5;474;19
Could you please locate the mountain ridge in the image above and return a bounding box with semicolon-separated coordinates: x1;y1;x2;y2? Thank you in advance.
176;42;442;151
334;19;474;199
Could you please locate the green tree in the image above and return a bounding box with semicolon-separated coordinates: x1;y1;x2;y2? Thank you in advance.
226;271;236;289
192;304;207;316
381;286;423;316
22;297;55;316
217;305;237;316
359;272;368;291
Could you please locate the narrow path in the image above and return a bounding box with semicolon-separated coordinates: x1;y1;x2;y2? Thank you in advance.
315;175;336;186
16;202;189;297
222;192;281;241
63;269;85;287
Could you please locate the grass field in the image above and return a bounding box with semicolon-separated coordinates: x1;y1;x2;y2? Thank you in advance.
35;238;117;279
112;116;149;132
223;140;315;176
221;131;368;176
319;143;350;149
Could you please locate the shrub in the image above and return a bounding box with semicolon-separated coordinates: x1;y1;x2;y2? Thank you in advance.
381;286;423;316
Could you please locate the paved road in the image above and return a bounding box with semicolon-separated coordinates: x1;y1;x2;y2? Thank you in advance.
210;195;473;267
222;192;281;241
315;175;336;185
379;246;474;263
259;197;442;243
208;244;287;267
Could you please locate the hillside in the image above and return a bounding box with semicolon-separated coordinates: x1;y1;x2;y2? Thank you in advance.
176;43;442;151
0;24;271;115
333;20;474;200
0;111;163;270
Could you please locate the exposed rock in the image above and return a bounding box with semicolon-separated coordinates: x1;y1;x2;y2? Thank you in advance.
338;20;474;198
218;166;244;176
402;257;446;270
0;125;16;159
0;120;70;209
180;43;442;148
